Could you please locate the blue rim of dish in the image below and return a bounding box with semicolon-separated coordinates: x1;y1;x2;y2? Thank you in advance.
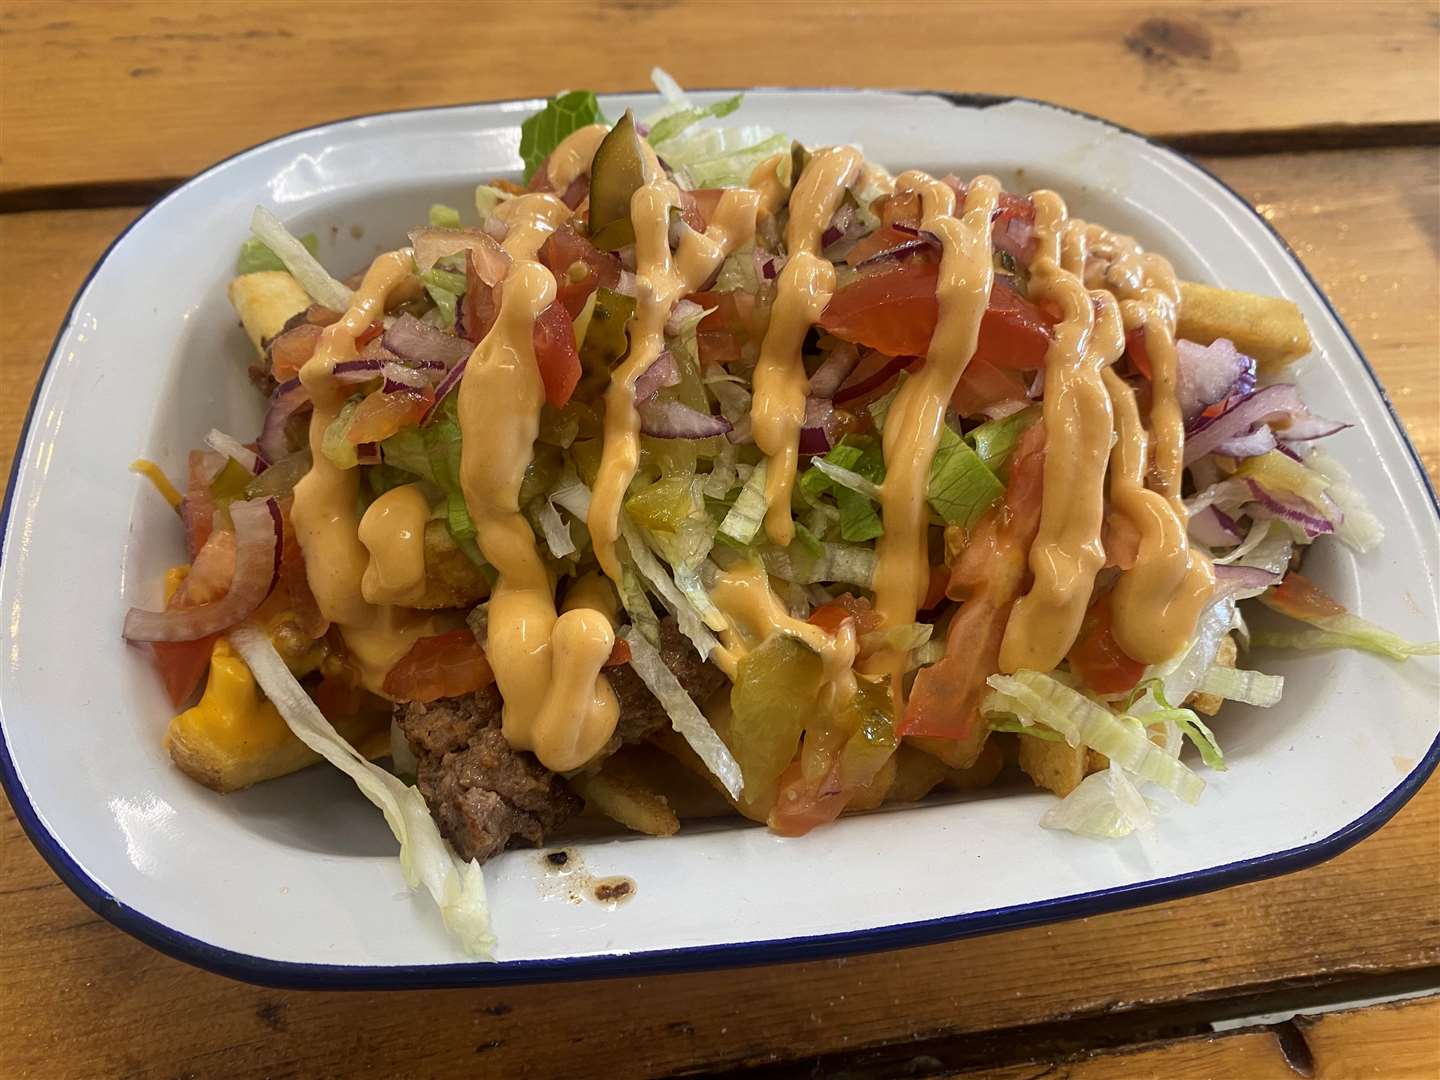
2;89;1437;990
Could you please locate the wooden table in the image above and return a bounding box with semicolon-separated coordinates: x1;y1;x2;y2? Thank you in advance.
2;2;1437;1076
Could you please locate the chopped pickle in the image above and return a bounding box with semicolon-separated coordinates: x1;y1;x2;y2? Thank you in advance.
729;635;824;817
578;287;636;394
588;110;646;251
625;475;698;534
209;457;254;504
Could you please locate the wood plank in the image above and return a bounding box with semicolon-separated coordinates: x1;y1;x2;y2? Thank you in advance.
2;1;1438;195
0;149;1437;1078
944;997;1440;1079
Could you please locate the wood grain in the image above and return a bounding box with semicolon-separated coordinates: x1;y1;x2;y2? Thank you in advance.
2;1;1438;195
945;997;1440;1079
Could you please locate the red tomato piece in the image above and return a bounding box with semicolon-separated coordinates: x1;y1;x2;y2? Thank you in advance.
1126;325;1152;379
818;257;1055;371
268;322;324;381
903;422;1046;742
950;357;1029;417
150;637;218;709
532;302;582;408
843;224;922;267
808;593;884;637
354;321;384;348
181;451;222;559
382;629;496;703
1265;571;1348;620
604;638;632;667
1067;591;1146;695
697;329;741;368
346;387;434;445
539;226;622;320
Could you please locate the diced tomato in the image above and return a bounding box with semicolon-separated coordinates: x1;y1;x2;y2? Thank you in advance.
1126;325;1152;379
559;172;590;210
686;189;726;229
533;302;582;408
1265;571;1347;620
277;498;327;638
833;349;921;409
843;224;921;267
150;638;217;709
345;387;433;445
808;593;884;637
768;759;848;837
922;564;950;612
951;357;1029;417
268;322;324;381
879;190;922;229
1067;591;1146;695
1102;511;1141;571
383;629;496;703
313;671;369;720
819;255;1054;371
605;638;632;667
903;422;1046;743
539;226;622;320
354;321;384;348
697;329;741;368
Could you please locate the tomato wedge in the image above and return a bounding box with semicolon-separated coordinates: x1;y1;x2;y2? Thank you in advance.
951;356;1029;416
539;226;622;320
902;422;1046;746
1264;571;1348;621
1067;590;1146;695
1126;325;1152;379
818;256;1054;370
383;629;496;703
346;387;434;444
808;593;884;637
533;302;582;407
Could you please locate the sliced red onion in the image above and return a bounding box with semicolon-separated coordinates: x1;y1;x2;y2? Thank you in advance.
820;225;844;249
1245;479;1335;538
258;379;311;463
383;312;474;369
665;299;705;337
634;351;680;405
614;270;638;297
638;398;733;439
1028;368;1047;398
1276;442;1304;463
834;353;917;405
1188;505;1243;547
204;429;268;474
850;232;939;268
123;499;282;642
380;362;441;392
482;216;508;242
798;397;837;454
1176;338;1257;418
808;343;860;399
1184;384;1309;464
409;226;509;282
1277;414;1352;442
980;398;1031;421
1214;424;1278;460
1212;562;1282;602
419;356;468;426
331;357;445;386
355;443;381;465
993;214;1035;265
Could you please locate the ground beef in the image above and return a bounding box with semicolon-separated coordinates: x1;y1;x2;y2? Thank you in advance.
396;618;729;862
396;689;581;863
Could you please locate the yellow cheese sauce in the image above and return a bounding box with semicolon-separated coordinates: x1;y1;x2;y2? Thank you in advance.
751;145;862;546
459;193;619;773
291;251;442;693
588;178;759;580
999;194;1213;672
866;172;998;699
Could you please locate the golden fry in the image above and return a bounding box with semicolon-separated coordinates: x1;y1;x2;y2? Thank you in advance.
1185;633;1238;717
570;757;681;837
1177;282;1312;371
413;520;491;610
226;271;311;355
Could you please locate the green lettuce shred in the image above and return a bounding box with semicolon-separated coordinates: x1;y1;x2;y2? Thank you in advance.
237;232;318;275
519;91;607;182
428;203;462;229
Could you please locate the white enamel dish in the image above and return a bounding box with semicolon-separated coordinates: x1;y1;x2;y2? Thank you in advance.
2;90;1437;988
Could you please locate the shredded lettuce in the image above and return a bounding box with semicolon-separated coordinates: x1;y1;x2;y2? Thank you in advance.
759;539;876;587
519;90;606;182
428;203;462;229
229;625;494;957
719;461;769;544
928;427;1005;527
621;516;721;659
620;625;744;798
1306;448;1384;553
378;396;479;548
966;406;1040;477
1041;762;1154;839
617;562;660;647
321;397;363;469
474;184;510;225
859;622;933;655
537;498;575;558
985;670;1206;803
800;442;884;543
1196;665;1285;707
249;206;353;312
1252;623;1440;661
647;93;744;147
237;232;318;276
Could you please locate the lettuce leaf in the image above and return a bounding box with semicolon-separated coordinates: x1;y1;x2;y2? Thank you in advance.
928;426;1004;527
519;90;607;182
237;232;318;275
647;93;744;147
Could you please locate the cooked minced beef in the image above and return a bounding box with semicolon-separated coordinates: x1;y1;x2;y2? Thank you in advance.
396;618;728;862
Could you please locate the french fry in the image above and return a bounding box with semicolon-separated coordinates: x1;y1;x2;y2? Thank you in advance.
1018;736;1088;798
845;755;899;811
413;520;491;610
165;640;388;793
1177;281;1312;372
570;754;681;837
227;271;311;355
883;746;949;805
1185;633;1238;717
943;737;1007;792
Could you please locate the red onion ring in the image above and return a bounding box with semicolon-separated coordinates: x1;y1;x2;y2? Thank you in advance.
808;344;860;399
638;398;733;439
123;498;282;642
634;351;681;405
383;313;475;369
258;379;311;463
204;429;268;474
